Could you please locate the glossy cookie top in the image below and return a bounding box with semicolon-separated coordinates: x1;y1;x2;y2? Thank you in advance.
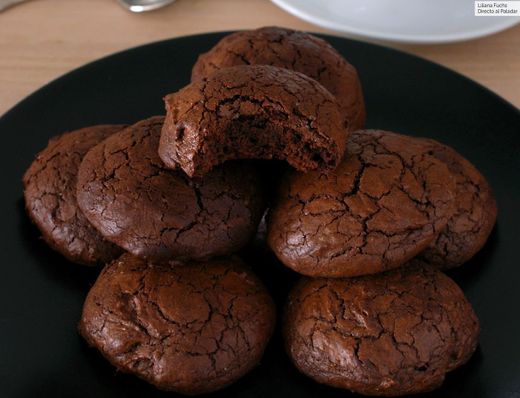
284;263;480;396
23;124;125;265
79;253;276;395
159;65;347;178
268;130;457;278
76;116;267;261
417;139;497;268
192;26;365;130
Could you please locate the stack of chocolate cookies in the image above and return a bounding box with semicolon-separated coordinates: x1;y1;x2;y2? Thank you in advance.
23;27;496;396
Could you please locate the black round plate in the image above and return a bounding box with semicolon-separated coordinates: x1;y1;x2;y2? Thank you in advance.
1;32;519;398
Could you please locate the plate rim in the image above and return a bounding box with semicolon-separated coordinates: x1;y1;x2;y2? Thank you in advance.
271;0;520;44
2;29;520;397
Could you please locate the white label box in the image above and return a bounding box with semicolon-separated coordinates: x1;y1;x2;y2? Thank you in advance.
475;1;520;16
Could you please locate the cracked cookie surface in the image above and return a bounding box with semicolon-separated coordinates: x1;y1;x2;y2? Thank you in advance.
79;253;276;394
417;139;497;268
191;27;365;130
267;130;456;278
159;64;347;178
23;124;125;265
76;116;267;261
283;263;479;396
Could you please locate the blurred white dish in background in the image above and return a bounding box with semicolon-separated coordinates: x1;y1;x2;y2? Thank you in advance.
271;0;519;43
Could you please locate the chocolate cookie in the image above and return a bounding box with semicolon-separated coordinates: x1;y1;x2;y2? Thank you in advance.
79;253;276;395
159;65;347;178
191;27;365;130
283;264;480;396
23;124;125;265
417;139;497;268
267;130;456;278
76;116;266;261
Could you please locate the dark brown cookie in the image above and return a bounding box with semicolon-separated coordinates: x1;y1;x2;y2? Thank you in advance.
417;139;497;268
283;264;480;396
23;124;125;265
191;27;365;130
159;65;347;178
76;116;267;261
267;130;456;278
79;253;276;395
